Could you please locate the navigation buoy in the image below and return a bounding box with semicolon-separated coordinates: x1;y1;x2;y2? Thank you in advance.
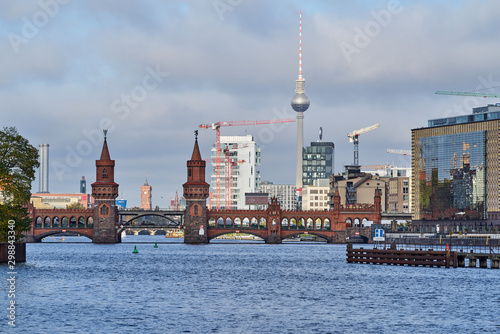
132;245;138;254
154;242;158;248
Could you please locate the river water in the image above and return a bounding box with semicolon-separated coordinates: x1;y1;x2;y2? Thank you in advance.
1;235;499;333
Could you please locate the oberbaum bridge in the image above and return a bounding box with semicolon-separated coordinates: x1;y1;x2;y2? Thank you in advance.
26;134;382;244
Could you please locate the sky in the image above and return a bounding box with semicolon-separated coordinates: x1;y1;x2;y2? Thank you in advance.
3;0;500;208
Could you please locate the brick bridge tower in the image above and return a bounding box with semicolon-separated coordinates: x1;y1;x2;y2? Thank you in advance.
91;130;119;243
183;132;210;244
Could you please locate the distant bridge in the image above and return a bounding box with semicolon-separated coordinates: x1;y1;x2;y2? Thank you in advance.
118;209;184;225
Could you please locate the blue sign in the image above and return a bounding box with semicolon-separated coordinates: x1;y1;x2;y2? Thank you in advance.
115;199;127;208
374;229;385;241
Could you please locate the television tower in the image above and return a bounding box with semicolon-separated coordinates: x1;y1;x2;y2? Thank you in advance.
291;11;310;189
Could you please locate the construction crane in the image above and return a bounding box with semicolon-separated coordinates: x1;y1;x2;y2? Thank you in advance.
199;118;295;209
347;123;380;166
387;149;411;156
435;90;500;98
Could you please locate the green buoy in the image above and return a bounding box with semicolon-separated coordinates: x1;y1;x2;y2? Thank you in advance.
132;245;138;254
154;242;158;248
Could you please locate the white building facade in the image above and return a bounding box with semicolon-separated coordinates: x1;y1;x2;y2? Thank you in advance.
302;185;330;210
257;181;296;210
210;135;261;209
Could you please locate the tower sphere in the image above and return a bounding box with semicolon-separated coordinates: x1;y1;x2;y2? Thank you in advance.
291;92;310;112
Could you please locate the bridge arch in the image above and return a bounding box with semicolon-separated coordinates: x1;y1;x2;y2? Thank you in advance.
44;216;50;228
281;231;331;243
306;218;313;229
315;218;322;229
208;230;266;242
124;213;181;226
35;230;94;242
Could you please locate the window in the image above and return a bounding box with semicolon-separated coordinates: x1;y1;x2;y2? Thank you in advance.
100;205;109;216
103;168;108;179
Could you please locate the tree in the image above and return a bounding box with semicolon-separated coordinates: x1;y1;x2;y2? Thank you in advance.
0;127;39;242
66;202;85;210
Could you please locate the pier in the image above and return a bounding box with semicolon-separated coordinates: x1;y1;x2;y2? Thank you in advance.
346;243;500;269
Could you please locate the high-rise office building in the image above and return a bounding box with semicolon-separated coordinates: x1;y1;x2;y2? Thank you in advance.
210;135;261;209
412;104;500;221
302;141;334;186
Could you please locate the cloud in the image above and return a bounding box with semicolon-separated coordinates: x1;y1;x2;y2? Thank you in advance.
2;0;500;206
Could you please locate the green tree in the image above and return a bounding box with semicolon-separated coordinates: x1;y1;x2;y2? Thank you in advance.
66;202;85;210
0;127;39;242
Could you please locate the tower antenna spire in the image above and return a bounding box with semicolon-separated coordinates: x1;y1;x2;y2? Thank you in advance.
298;11;303;80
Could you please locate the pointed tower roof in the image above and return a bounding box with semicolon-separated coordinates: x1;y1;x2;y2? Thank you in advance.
191;138;202;161
100;138;111;161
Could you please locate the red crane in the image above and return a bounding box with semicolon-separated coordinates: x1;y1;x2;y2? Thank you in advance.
199;119;295;209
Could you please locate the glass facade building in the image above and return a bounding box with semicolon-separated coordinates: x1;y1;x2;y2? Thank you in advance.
412;106;500;221
302;142;334;187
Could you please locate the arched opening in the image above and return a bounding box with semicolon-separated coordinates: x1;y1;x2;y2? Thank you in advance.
234;217;241;228
354;218;360;227
70;217;77;228
315;218;322;230
259;217;266;228
251;217;258;228
35;217;42;228
362;218;369;227
44;217;51;228
102;168;108;179
242;217;250;228
324;218;331;230
298;218;305;230
217;217;224;227
345;218;352;227
281;218;289;230
225;217;233;228
78;217;85;228
209;217;216;227
306;218;313;230
290;218;297;229
61;217;68;228
87;217;93;228
272;219;277;226
52;216;60;228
